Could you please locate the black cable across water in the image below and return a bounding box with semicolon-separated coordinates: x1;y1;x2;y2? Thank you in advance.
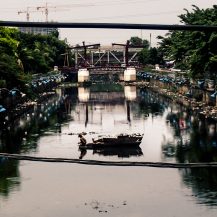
0;153;217;168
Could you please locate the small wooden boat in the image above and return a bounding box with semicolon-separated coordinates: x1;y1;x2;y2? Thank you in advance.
79;133;143;149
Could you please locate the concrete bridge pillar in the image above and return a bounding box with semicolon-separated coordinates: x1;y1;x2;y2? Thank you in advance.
78;68;90;83
124;67;136;82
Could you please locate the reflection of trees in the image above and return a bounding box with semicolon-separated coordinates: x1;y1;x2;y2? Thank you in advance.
165;107;193;138
180;168;217;206
137;88;168;117
0;87;78;154
162;142;176;158
166;109;217;163
179;122;217;163
0;87;79;199
167;114;217;163
0;111;61;154
0;159;20;198
60;87;77;116
166;109;217;207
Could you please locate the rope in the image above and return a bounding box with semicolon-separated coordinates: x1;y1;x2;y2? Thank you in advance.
1;153;217;168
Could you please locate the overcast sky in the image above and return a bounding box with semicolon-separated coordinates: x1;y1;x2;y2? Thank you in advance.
0;0;216;46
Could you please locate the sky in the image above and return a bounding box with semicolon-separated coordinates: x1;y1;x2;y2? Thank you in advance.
0;0;217;47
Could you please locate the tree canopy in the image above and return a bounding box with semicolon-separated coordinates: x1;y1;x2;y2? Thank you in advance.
0;27;68;89
129;36;149;48
158;5;217;78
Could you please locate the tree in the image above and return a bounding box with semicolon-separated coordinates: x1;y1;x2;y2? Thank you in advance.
138;48;149;64
0;27;22;88
158;5;217;78
138;47;164;65
0;27;69;91
129;36;149;48
148;47;164;65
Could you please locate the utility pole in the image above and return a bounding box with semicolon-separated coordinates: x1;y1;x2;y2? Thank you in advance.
150;33;152;48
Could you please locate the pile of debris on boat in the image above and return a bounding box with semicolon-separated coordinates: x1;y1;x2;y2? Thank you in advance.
79;133;143;149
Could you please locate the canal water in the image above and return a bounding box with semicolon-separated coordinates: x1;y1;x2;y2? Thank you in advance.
0;83;217;217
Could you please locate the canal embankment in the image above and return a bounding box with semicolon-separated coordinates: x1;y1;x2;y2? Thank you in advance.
0;72;64;127
135;76;217;121
2;71;217;127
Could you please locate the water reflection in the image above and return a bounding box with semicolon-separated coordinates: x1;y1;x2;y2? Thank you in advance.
79;146;143;159
180;168;217;206
0;158;20;197
93;146;143;158
1;84;217;163
138;88;167;117
1;84;217;208
76;84;134;127
165;107;217;163
1;85;217;164
0;88;76;154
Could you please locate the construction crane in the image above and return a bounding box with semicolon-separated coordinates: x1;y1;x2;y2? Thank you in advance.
36;3;54;22
18;7;41;21
36;3;94;22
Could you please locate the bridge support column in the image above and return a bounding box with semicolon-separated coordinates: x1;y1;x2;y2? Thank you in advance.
78;68;90;83
124;67;136;82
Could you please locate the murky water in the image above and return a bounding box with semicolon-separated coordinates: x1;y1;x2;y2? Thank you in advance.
0;83;217;217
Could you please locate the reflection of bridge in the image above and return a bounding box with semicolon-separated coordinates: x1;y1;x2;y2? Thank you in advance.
76;85;137;126
78;85;137;103
90;92;125;104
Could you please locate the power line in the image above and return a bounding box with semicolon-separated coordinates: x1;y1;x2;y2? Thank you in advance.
0;153;217;168
69;10;182;22
76;0;161;7
1;21;217;31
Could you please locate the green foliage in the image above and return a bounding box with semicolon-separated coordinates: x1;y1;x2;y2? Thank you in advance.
129;36;149;48
158;5;217;78
0;79;6;87
16;32;67;74
0;27;19;55
129;36;164;65
139;48;149;64
0;51;22;88
0;27;68;91
139;47;164;65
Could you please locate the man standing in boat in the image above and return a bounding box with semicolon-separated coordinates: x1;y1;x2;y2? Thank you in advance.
78;134;87;145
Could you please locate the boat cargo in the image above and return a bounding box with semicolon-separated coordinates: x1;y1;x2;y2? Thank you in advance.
79;133;143;149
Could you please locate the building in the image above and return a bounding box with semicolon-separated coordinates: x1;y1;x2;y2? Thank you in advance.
18;26;58;35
